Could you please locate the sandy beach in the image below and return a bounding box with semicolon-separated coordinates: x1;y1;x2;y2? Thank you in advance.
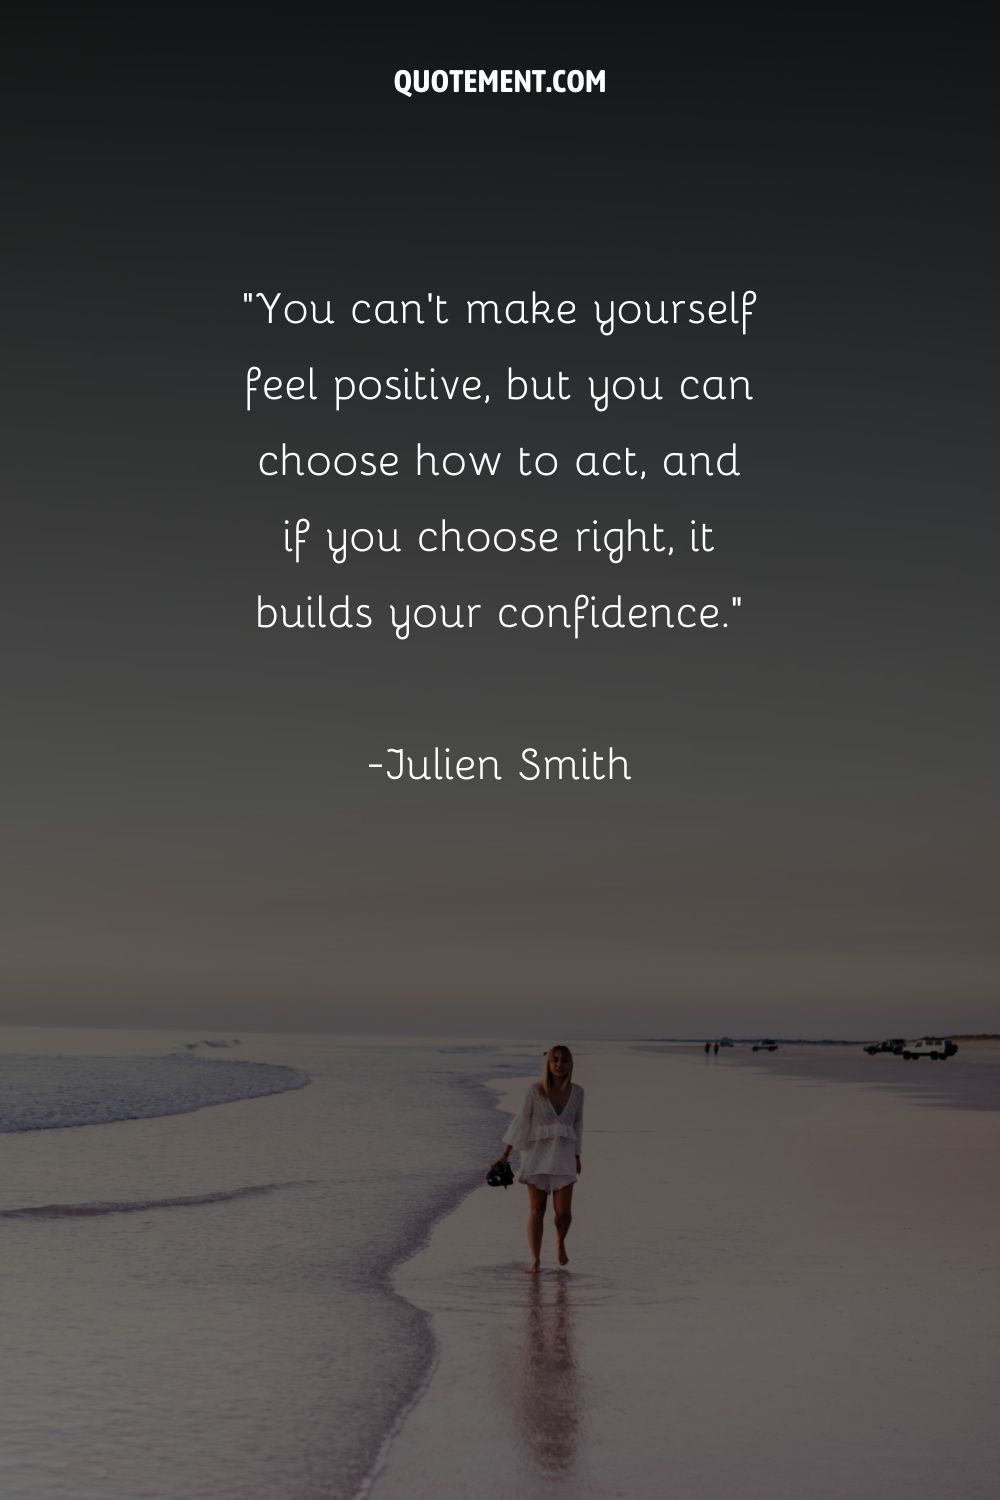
368;1044;1000;1500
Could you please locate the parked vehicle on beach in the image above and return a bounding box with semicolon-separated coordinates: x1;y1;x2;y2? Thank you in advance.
864;1038;904;1055
752;1040;779;1052
899;1038;958;1061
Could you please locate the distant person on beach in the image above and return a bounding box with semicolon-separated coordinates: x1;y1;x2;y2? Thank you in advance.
713;1042;719;1055
492;1045;584;1274
705;1041;711;1054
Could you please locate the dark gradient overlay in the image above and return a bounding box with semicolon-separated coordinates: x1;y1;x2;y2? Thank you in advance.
5;6;996;1034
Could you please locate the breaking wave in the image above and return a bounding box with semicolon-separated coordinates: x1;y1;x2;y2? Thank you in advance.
0;1052;310;1133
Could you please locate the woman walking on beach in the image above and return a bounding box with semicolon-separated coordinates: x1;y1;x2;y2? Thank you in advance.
493;1045;583;1274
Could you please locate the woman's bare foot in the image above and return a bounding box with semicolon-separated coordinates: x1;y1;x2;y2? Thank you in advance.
525;1261;541;1274
556;1242;569;1266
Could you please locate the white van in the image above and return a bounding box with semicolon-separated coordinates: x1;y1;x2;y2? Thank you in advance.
899;1038;958;1060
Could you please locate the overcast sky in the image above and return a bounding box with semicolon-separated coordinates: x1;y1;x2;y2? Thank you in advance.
4;6;996;1037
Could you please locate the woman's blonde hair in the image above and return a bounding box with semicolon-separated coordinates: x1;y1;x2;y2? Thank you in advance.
540;1044;574;1100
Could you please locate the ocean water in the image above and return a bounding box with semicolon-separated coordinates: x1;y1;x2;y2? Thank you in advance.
0;1028;537;1500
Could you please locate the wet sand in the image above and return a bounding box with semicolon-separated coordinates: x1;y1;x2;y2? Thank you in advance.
367;1044;1000;1499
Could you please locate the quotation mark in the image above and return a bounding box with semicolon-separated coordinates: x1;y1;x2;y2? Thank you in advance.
243;292;254;303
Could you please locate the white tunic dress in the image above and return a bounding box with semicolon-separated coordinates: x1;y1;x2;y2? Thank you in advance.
502;1081;584;1191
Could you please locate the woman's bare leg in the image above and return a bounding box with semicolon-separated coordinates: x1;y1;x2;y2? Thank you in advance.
553;1184;574;1266
526;1184;548;1272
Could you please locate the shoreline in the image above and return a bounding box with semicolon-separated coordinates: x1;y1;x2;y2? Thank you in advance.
351;1066;523;1499
354;1069;521;1500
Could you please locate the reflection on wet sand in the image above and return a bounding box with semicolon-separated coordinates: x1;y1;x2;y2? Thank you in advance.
504;1275;582;1476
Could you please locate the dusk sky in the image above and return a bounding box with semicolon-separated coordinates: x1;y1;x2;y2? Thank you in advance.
4;6;996;1036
